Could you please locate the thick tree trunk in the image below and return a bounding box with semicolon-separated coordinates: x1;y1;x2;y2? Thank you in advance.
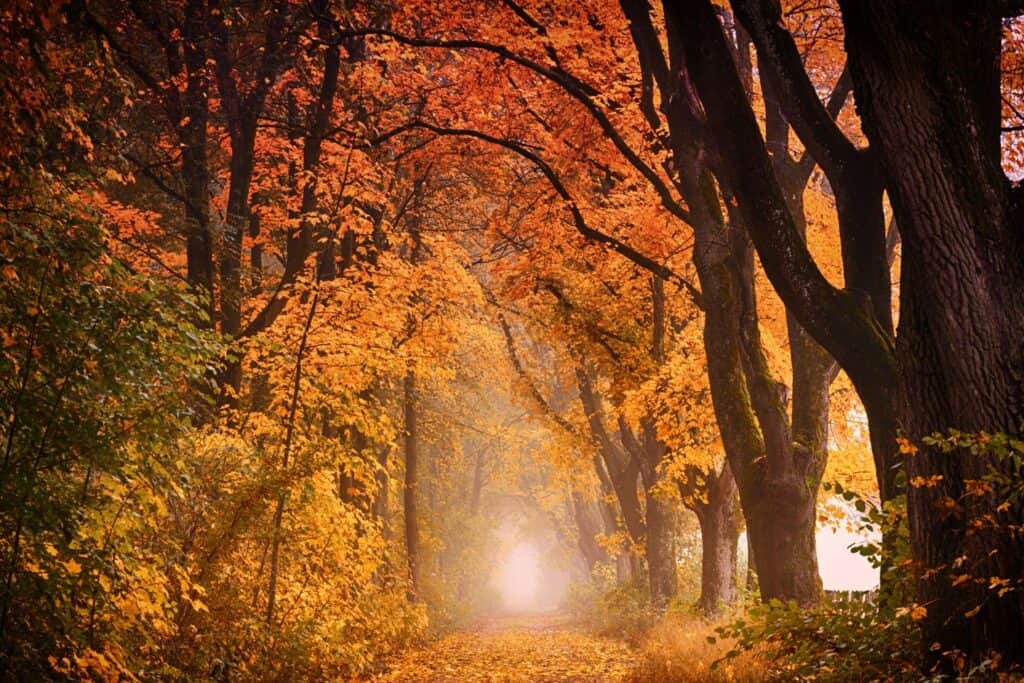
644;486;678;609
743;482;820;604
714;2;905;526
686;160;824;607
616;4;833;606
693;465;740;617
176;0;215;321
840;2;1024;665
739;224;827;608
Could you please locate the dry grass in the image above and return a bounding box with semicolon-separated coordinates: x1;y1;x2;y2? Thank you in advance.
626;614;766;683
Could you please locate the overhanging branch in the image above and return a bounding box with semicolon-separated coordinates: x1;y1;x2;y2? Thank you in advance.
311;16;692;225
374;121;705;308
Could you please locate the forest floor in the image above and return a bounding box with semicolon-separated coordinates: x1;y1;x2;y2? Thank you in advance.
368;612;638;682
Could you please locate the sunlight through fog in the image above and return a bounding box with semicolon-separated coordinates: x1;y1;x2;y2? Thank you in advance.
498;542;542;610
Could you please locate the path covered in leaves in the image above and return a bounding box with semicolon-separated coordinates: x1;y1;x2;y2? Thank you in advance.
369;613;638;682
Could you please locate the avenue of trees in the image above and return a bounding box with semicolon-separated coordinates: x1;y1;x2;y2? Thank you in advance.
1;0;1022;679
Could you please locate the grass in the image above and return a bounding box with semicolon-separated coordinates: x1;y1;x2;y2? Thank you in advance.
626;614;766;683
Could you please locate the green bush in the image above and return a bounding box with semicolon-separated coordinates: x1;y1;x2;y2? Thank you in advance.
713;431;1024;681
711;477;921;681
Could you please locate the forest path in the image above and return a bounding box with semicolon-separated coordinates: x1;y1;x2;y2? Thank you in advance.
368;612;638;682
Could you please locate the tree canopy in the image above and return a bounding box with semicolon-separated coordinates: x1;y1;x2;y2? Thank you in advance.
2;0;1023;680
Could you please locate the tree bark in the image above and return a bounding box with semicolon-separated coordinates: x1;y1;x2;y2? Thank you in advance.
733;0;903;506
170;0;216;320
644;481;678;609
615;1;830;606
207;0;293;396
733;212;828;607
666;0;901;488
403;371;421;599
576;367;646;545
635;277;678;608
692;465;740;617
839;2;1024;665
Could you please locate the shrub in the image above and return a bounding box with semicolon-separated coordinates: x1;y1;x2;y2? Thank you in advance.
627;614;764;683
564;563;656;643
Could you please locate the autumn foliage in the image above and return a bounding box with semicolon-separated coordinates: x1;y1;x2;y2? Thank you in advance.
2;0;1024;680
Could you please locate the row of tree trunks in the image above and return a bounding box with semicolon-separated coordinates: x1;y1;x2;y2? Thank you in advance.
617;0;831;607
575;367;647;548
496;313;641;581
664;0;1024;665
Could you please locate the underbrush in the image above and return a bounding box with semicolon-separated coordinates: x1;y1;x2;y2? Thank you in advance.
712;597;921;682
563;565;656;643
565;566;764;681
626;614;765;683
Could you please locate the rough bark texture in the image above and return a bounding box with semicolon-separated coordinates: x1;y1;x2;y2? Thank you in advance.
636;0;924;609
840;2;1024;664
690;464;740;617
610;1;834;606
733;0;902;504
643;486;678;609
733;214;827;606
670;0;904;520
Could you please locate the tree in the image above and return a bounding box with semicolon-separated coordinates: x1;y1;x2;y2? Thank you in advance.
666;0;1024;663
838;1;1024;664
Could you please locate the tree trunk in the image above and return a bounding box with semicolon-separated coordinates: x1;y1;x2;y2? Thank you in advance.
693;466;740;617
403;371;420;599
592;459;634;581
571;492;610;572
631;421;678;609
743;484;820;605
617;4;831;606
840;2;1024;665
644;486;678;609
207;1;291;397
176;0;215;321
576;367;647;545
635;278;678;609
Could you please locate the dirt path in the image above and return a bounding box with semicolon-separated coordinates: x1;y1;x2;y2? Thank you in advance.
369;613;638;682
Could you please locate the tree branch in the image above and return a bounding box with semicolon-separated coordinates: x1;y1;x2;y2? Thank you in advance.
374;121;704;308
668;0;895;392
497;314;579;437
732;0;859;179
312;19;693;225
